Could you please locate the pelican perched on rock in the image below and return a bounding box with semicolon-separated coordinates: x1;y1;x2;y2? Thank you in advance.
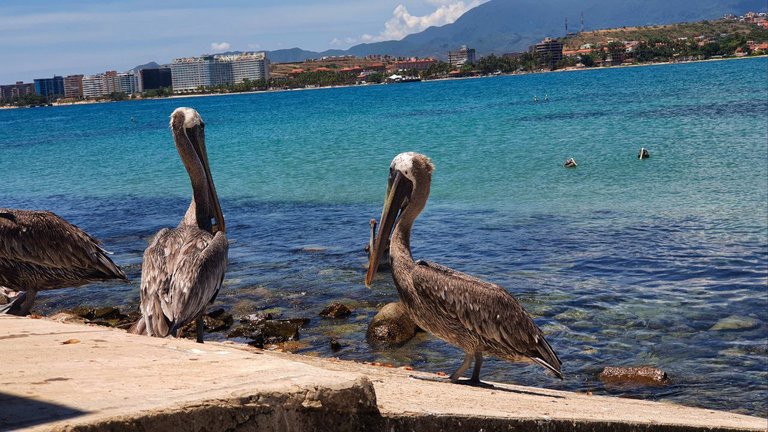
130;108;228;343
0;209;127;315
366;152;562;384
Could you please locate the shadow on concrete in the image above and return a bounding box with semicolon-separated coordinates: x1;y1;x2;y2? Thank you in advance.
409;375;565;398
0;391;87;430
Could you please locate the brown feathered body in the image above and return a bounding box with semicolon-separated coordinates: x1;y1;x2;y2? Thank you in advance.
392;254;562;376
0;209;127;314
139;224;227;337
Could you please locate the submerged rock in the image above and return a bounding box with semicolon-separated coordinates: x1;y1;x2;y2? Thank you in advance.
367;302;418;347
710;315;762;332
320;302;352;319
598;366;670;387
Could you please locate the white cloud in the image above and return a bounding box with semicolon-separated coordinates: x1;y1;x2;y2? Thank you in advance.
211;42;230;51
363;0;487;43
330;36;359;46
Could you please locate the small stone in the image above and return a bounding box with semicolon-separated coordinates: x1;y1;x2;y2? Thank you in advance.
598;366;669;387
366;302;418;346
330;338;342;351
320;302;352;319
710;315;762;332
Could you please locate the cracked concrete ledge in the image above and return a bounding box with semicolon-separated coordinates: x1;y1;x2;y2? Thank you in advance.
1;315;765;432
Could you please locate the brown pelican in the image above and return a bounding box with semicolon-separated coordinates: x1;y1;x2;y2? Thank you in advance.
131;107;228;343
564;157;577;168
0;209;127;315
366;152;562;384
638;148;650;159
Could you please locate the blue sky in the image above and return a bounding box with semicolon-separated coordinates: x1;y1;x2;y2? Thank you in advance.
0;0;486;83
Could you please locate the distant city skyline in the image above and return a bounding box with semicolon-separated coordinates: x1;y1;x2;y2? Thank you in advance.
0;0;486;84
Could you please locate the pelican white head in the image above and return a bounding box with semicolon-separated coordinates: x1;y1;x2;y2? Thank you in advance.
170;107;203;129
390;152;434;185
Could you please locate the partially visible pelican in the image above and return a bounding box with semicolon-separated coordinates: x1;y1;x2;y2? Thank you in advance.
564;157;577;168
0;209;127;315
638;148;650;159
366;152;562;384
131;107;228;343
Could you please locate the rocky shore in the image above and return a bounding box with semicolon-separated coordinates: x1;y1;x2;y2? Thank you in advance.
1;315;765;432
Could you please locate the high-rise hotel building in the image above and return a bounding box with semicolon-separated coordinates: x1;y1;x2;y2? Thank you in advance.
170;52;270;92
82;71;139;98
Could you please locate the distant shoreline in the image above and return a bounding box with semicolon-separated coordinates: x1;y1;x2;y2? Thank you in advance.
2;55;765;110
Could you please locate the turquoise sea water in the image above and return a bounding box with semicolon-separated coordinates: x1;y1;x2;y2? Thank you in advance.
1;58;766;416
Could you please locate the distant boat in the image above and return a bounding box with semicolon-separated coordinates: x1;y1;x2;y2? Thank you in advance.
387;74;421;83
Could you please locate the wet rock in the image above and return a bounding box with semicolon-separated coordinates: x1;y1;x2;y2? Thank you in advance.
228;314;309;348
48;312;87;325
69;306;96;319
367;302;418;346
66;306;133;328
116;312;143;330
710;315;762;332
330;338;342;351
180;309;235;339
207;308;235;328
92;306;121;320
598;366;670;387
320;302;352;319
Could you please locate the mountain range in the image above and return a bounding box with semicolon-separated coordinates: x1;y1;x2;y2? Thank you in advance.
136;0;767;68
267;0;766;62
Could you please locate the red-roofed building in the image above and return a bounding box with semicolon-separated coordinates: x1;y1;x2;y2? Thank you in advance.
393;58;437;71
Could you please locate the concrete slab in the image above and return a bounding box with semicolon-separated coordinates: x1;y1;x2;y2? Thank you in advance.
0;315;765;432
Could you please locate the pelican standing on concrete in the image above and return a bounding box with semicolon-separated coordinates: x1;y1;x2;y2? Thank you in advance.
131;108;228;343
0;209;127;315
366;152;562;384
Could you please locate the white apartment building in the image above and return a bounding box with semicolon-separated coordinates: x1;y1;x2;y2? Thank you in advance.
170;52;270;92
82;72;139;98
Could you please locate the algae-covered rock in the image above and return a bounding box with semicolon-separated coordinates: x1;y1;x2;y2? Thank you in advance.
710;315;762;332
598;366;669;387
367;302;418;346
228;314;309;348
320;302;352;319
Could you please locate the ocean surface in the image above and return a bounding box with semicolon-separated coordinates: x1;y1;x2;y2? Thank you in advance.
1;58;766;416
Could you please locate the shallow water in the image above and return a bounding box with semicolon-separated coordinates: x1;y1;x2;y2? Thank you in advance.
1;58;766;416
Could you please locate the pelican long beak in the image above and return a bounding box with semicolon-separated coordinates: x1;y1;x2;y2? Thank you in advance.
365;171;410;286
189;125;226;234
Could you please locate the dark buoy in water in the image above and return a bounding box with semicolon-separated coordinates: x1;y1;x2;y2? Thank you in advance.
564;157;577;168
638;148;650;159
